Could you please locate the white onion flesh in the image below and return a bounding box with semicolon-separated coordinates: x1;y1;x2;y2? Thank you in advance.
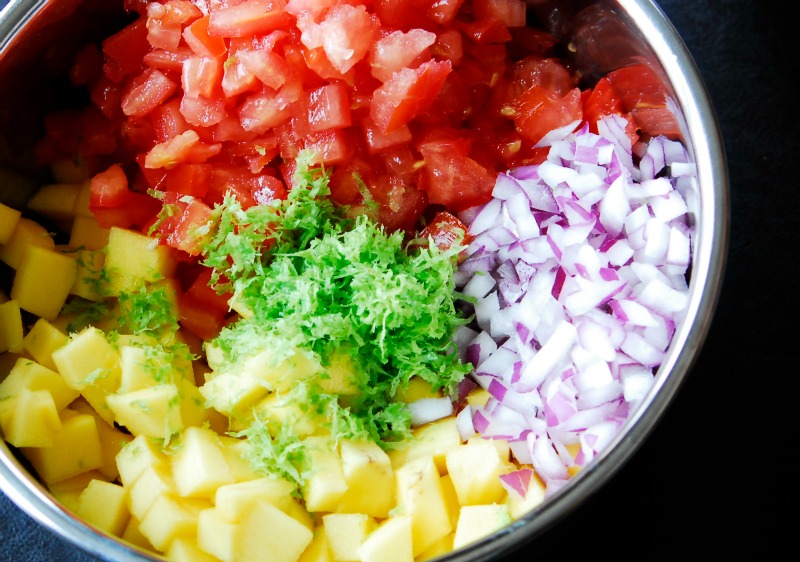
453;117;696;494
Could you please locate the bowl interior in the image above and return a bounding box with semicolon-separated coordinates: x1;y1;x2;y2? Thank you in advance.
0;1;728;560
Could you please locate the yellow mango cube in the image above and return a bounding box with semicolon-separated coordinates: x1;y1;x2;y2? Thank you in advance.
323;513;375;562
21;410;103;483
0;201;22;244
197;507;238;562
70;248;107;301
77;479;130;537
103;227;176;296
242;343;322;393
217;436;263;483
0;217;55;269
394;456;452;556
0;299;23;353
22;318;69;371
116;433;169;487
1;388;61;448
10;245;77;320
70;397;133;481
234;500;314;562
106;384;183;440
359;516;413;562
48;470;109;513
452;504;510;551
336;439;394;518
25;183;81;224
445;440;509;506
302;436;348;513
392;376;441;404
52;327;121;424
170;426;234;499
69;214;110;251
138;494;210;552
254;391;327;439
299;527;334;562
127;463;177;521
167;536;219;562
199;370;269;419
388;416;461;474
121;517;156;553
214;476;296;522
0;357;79;410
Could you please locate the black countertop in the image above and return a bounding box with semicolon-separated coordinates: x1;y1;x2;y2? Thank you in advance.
0;0;795;559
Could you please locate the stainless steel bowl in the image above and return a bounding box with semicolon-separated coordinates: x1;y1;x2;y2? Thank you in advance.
0;1;728;560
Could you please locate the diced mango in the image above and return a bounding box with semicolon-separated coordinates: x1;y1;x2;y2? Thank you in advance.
199;370;269;419
138;494;210;552
70;248;107;301
106;384;183;439
214;476;296;522
0;217;54;268
127;463;177;521
116;433;169;487
170;426;234;499
336;439;394;518
302;436;348;513
388;416;461;474
0;388;61;447
69;214;110;251
217;436;262;483
0;299;23;353
323;513;375;562
394;456;452;557
51;327;121;424
316;351;361;395
21;318;69;371
415;533;453;562
392;376;442;404
234;500;314;562
167;536;219;562
359;516;413;562
103;227;176;296
77;479;130;537
121;517;156;553
70;397;133;481
253;391;327;438
0;201;22;244
9;245;76;320
241;343;322;393
452;504;510;551
299;527;334;562
48;470;109;513
21;410;104;483
197;507;238;562
0;357;79;410
25;183;81;225
445;440;510;506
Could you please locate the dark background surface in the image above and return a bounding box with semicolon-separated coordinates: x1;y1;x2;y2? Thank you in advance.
0;0;795;559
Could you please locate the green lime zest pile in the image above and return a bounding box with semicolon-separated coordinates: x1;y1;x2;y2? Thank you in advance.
199;151;473;474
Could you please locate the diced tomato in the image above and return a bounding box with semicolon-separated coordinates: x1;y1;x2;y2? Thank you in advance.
121;68;179;117
237;49;294;90
238;89;295;134
177;290;229;341
606;63;670;112
307;82;351;132
89;164;129;208
185;267;232;317
143;48;193;73
165;163;212;198
181;56;223;99
251;174;288;206
369;29;436;82
473;0;527;27
149;98;191;142
102;17;150;83
361;117;413;153
313;4;381;74
207;0;291;38
91;189;162;230
583;75;639;143
430;29;464;65
144;130;223;169
513;85;583;145
631;107;682;140
304;128;353;165
426;0;465;25
373;0;436;30
418;210;471;254
417;137;496;212
183;15;228;58
164;197;215;256
458;17;513;45
370;59;452;134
